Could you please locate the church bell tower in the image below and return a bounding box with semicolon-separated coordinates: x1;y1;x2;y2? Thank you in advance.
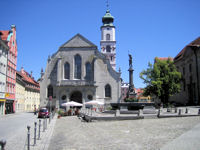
100;9;116;70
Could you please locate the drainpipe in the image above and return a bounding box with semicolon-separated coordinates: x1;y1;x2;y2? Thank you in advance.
191;46;200;105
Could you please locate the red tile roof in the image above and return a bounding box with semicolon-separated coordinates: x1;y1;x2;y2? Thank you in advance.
154;57;173;63
135;88;144;97
0;30;10;41
174;37;200;61
156;57;173;61
17;70;40;90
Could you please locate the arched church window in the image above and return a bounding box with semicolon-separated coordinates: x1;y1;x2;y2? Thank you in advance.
47;85;53;98
74;54;81;79
64;62;70;79
106;34;110;41
105;84;111;98
85;62;92;80
106;45;111;52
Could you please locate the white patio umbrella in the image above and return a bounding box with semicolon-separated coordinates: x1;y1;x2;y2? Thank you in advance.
85;100;104;105
61;101;83;107
85;100;104;114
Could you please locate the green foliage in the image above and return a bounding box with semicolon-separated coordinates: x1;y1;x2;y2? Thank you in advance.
163;103;175;108
124;98;138;102
57;109;65;116
106;106;112;110
140;57;181;104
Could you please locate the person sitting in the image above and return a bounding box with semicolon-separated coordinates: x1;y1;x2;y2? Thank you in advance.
68;109;72;116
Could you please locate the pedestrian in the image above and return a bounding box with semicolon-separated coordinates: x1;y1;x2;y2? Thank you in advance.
34;108;37;115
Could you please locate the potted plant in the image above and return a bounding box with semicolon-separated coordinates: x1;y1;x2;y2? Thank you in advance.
57;110;63;118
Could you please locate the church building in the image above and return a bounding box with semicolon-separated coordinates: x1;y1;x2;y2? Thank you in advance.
40;10;121;109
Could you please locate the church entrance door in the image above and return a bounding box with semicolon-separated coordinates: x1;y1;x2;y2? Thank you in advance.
70;91;82;104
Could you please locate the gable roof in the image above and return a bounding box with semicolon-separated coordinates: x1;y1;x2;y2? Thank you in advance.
60;33;97;48
174;37;200;61
17;70;40;89
188;37;200;46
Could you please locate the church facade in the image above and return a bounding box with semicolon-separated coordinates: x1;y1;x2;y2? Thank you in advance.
40;10;121;109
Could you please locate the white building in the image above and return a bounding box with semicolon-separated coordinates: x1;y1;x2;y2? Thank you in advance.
0;38;9;115
100;10;116;70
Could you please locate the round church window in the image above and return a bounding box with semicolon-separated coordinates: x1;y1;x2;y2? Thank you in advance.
61;95;66;100
87;95;93;100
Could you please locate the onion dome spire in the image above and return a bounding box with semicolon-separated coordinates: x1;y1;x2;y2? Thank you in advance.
102;10;114;26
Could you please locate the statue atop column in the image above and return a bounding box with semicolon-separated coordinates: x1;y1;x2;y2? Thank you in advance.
129;54;132;67
127;53;136;99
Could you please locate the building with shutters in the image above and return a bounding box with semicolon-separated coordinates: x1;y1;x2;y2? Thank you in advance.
0;25;18;114
0;37;9;115
16;68;40;112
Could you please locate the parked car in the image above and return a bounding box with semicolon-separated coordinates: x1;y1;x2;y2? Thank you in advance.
38;108;49;118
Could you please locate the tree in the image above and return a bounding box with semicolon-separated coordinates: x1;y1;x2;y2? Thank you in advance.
140;57;181;104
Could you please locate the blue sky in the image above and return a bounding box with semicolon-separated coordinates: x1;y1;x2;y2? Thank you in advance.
1;0;200;88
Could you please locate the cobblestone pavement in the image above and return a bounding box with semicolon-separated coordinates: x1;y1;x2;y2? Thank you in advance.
31;114;57;150
48;116;200;150
0;112;38;150
0;112;57;150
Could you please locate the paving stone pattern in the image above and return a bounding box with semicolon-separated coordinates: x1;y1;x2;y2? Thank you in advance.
0;113;38;150
48;116;200;150
0;113;57;150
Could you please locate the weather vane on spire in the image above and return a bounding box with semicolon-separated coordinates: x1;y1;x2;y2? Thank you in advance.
106;0;109;10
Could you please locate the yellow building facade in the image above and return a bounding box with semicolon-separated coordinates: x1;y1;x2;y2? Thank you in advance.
25;88;40;111
16;76;25;112
16;68;40;112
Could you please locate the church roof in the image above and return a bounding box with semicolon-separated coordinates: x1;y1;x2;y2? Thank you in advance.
174;37;200;61
60;33;97;48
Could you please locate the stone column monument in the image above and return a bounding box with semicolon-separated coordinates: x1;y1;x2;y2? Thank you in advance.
127;54;136;98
